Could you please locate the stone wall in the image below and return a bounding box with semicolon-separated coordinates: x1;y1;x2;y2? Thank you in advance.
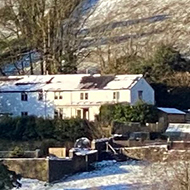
146;123;167;133
2;158;48;181
112;121;167;134
48;159;73;182
122;145;168;162
0;149;41;158
112;121;141;134
2;151;98;183
48;152;98;182
169;141;190;150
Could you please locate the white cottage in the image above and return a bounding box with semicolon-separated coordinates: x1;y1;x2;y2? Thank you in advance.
0;74;154;121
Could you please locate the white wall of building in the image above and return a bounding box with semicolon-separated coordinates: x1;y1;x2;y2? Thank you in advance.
130;78;155;105
48;89;131;120
55;105;101;121
0;92;54;118
70;89;131;104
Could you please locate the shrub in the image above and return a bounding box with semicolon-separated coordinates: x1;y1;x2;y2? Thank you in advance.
0;116;17;139
97;102;158;126
40;139;58;156
53;118;94;142
0;116;100;143
0;162;13;190
35;118;54;139
10;146;24;158
130;101;158;124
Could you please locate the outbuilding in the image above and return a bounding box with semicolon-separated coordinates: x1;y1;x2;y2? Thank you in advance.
158;107;186;124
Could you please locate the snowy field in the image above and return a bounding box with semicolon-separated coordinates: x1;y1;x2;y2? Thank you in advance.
14;160;170;190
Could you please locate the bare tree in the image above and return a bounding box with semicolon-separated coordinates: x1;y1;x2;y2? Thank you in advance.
0;0;97;75
145;148;190;190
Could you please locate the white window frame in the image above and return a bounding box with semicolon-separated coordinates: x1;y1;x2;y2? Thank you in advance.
80;92;88;100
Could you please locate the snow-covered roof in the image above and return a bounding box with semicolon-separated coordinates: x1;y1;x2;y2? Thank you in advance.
104;74;142;89
0;74;143;92
166;124;190;133
158;107;185;115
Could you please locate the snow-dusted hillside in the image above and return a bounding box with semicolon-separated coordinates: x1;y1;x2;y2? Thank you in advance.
85;0;190;50
1;0;190;72
80;0;190;69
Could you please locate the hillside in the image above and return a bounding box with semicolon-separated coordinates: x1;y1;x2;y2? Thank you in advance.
1;0;190;74
80;0;190;69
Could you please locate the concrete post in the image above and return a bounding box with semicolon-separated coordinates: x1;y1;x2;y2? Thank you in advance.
35;149;40;158
85;154;88;171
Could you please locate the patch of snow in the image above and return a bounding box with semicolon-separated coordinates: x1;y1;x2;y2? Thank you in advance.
95;138;110;142
15;160;169;190
166;123;190;133
75;149;98;156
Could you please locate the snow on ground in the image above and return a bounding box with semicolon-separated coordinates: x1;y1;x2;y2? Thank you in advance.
14;160;168;190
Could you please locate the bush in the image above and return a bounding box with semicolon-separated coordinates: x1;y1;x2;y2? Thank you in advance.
0;162;13;190
130;101;158;124
10;146;24;158
0;116;17;139
40;139;58;156
35;118;54;139
54;118;95;141
0;116;97;143
97;102;158;126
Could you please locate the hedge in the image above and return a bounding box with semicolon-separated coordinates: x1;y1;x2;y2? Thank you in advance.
0;116;98;142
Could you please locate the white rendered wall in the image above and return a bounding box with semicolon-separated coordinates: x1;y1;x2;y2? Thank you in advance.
70;89;131;104
0;92;54;118
130;78;155;105
52;89;131;120
55;105;101;121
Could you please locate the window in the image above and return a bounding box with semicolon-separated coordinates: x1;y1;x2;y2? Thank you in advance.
54;108;63;119
54;92;58;99
80;93;84;100
113;92;119;100
138;90;143;100
113;92;116;99
38;92;43;101
54;92;63;100
21;112;28;116
77;110;82;118
54;109;58;118
80;93;88;100
59;93;63;99
59;108;63;118
21;92;28;101
85;93;88;100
